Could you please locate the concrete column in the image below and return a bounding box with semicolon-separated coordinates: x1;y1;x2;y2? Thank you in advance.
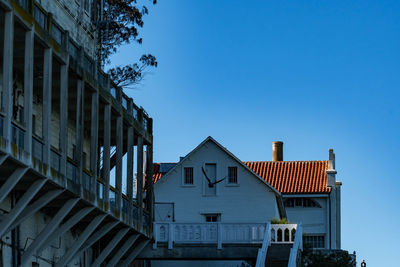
42;48;53;168
59;59;69;177
24;30;34;158
75;79;84;191
137;134;144;226
146;141;154;224
103;102;111;210
90;91;99;195
127;123;134;224
2;11;13;143
116;114;123;212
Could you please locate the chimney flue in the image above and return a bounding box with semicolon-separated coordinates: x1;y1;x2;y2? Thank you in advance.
272;141;283;162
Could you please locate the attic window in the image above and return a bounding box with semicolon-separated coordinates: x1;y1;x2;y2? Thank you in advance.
184;167;194;185
228;166;238;184
284;198;321;208
204;214;220;222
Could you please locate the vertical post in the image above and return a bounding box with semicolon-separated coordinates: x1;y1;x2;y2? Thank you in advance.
217;222;222;249
75;79;84;191
59;59;69;177
42;48;53;169
90;91;99;195
146;138;154;226
116;114;123;212
127;101;134;224
103;99;111;210
168;222;173;249
24;30;34;158
2;11;13;144
137;134;144;227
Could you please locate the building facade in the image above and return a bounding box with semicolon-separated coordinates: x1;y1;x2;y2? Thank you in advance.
0;0;154;266
151;137;342;266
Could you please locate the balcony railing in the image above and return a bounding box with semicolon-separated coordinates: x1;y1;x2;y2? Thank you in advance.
153;222;298;250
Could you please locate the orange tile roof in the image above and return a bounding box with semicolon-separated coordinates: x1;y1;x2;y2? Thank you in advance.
153;163;163;183
153;160;331;194
244;161;331;194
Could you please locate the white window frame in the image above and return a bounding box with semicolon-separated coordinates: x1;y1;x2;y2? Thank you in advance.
303;234;326;249
226;166;239;186
182;166;195;187
202;162;219;196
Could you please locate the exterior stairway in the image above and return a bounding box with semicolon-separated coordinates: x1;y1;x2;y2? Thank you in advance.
265;244;292;267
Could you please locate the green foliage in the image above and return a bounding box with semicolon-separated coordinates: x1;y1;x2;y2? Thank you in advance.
301;248;356;267
101;0;158;88
270;217;290;224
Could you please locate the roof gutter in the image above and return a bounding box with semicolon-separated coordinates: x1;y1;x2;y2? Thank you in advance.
276;195;287;219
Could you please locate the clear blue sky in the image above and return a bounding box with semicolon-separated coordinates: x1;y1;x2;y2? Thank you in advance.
110;1;400;266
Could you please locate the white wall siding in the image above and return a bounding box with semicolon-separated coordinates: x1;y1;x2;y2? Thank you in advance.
285;197;328;241
155;140;280;223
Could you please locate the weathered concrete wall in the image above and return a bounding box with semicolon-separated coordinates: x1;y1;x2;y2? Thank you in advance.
0;195;84;266
155;139;280;223
39;0;97;57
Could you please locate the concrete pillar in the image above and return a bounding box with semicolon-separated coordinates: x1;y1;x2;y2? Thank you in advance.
127;120;134;224
75;79;84;191
137;133;144;226
2;11;13;143
90;91;99;195
116;114;123;212
59;59;69;177
146;141;154;224
24;30;34;157
103;100;111;210
42;48;53;168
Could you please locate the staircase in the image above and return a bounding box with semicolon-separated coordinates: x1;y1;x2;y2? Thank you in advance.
265;244;292;267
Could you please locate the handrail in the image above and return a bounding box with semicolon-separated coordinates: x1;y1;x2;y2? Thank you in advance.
288;223;303;267
255;222;271;267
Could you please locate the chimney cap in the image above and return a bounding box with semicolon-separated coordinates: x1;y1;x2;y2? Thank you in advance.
272;141;284;162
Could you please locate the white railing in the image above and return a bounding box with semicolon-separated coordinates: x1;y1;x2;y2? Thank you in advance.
153;222;297;250
288;223;303;267
270;223;298;244
255;222;271;267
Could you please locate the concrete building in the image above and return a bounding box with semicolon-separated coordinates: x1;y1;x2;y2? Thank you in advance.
147;137;342;266
0;0;154;266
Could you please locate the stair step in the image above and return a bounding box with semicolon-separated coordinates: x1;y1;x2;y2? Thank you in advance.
265;244;292;267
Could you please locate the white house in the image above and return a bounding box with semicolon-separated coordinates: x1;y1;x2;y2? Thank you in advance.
150;137;341;266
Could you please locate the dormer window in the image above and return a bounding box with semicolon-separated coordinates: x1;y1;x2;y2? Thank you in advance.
184;167;194;185
228;166;238;184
